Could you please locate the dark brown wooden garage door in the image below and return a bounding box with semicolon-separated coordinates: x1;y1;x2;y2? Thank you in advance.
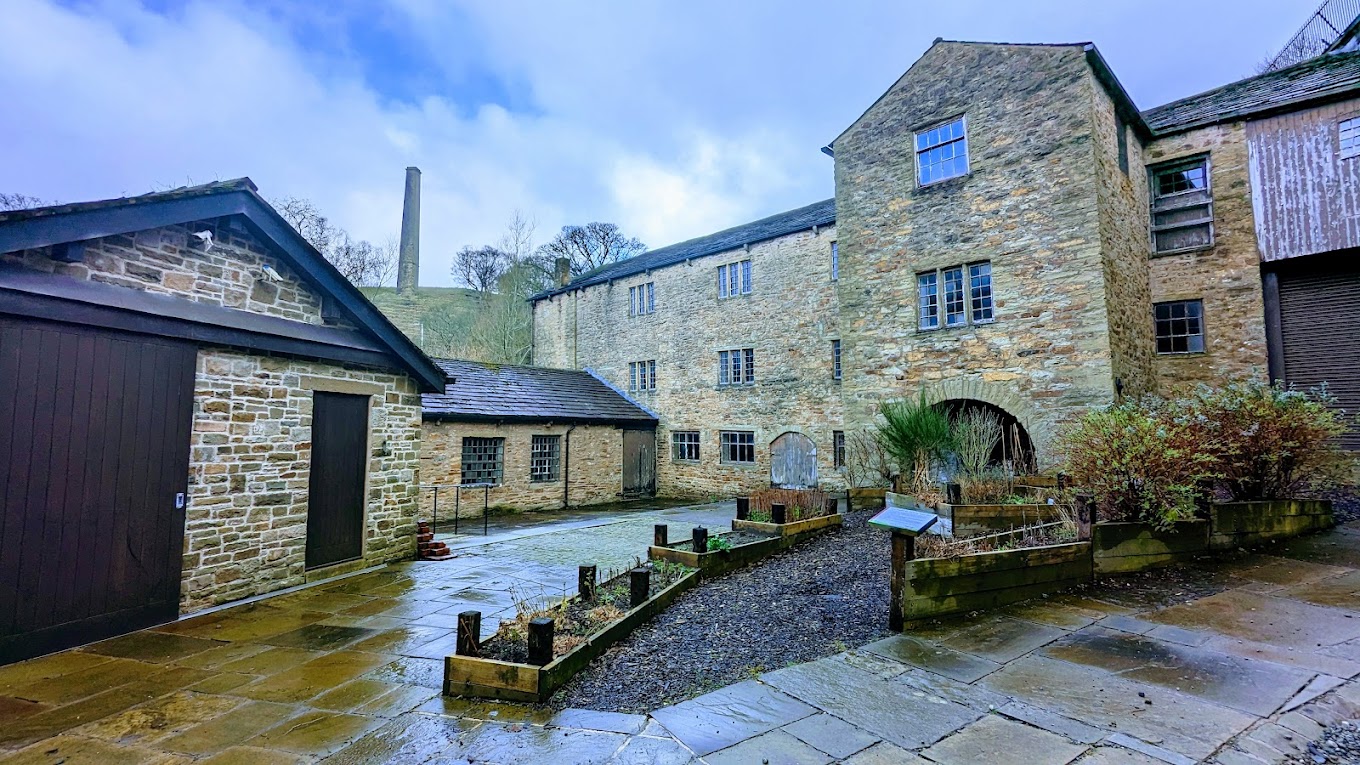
0;318;196;664
1278;259;1360;451
305;391;370;569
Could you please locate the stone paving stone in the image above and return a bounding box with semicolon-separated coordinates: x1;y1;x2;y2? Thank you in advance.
0;650;115;693
1040;626;1313;716
996;700;1107;744
1280;674;1345;713
609;733;698;765
703;728;833;765
197;746;309;765
1102;732;1197;765
0;695;48;720
348;624;452;656
159;700;299;756
893;667;1011;712
182;673;257;699
234;650;394;703
1002;598;1104;630
1279;570;1360;612
861;634;1001;683
73;690;242;746
1204;634;1360;678
979;654;1254;761
781;712;880;758
364;655;444;689
1074;744;1167;764
174;642;273;671
2;733;188;765
1142;624;1213;646
839;648;912;679
922;714;1086;765
215;647;324;677
256;624;379;651
455;722;629;764
1213;554;1351;587
548;707;648;734
648;679;816;756
310;678;403;711
2;655;152;705
1143;590;1360;648
761;657;981;750
840;741;931;764
247;710;385;758
350;683;441;717
1099;615;1158;635
939;616;1068;663
82;631;227;663
416;693;557;724
321;712;470;764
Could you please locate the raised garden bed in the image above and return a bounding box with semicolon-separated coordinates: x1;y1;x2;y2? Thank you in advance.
1208;499;1333;551
648;528;782;578
734;491;843;538
1091;519;1209;575
901;541;1092;621
443;562;697;702
732;512;842;538
849;487;887;511
937;502;1064;537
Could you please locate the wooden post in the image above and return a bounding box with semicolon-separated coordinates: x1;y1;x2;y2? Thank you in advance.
825;497;839;516
946;482;962;505
889;532;914;632
629;567;650;608
653;524;668;547
578;565;597;601
456;610;482;656
1075;494;1093;541
527;617;554;666
771;503;787;525
692;526;709;554
735;497;750;520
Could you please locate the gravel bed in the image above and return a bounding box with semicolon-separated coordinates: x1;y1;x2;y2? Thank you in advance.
549;509;890;713
1288;719;1360;764
1322;488;1360;526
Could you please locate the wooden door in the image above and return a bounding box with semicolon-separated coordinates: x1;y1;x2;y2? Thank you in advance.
621;429;656;497
1278;261;1360;450
305;392;370;569
0;318;195;665
770;432;818;488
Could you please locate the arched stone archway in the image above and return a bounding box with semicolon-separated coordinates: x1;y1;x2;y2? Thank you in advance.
934;399;1035;472
917;377;1052;459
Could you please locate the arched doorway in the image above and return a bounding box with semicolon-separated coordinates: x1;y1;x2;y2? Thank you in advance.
934;399;1035;473
770;432;818;488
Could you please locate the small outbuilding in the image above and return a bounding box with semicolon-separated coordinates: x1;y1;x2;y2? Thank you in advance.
0;179;445;664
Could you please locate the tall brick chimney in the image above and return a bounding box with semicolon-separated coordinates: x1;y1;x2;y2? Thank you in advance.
397;166;421;294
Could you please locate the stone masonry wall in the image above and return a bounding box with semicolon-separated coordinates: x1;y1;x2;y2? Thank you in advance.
533;227;844;498
1145;123;1269;391
835;42;1120;465
420;422;623;514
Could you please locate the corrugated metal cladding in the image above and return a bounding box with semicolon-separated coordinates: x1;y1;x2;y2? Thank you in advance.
1247;97;1360;262
1277;256;1360;451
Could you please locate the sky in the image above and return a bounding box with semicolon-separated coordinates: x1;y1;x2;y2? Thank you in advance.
0;0;1313;287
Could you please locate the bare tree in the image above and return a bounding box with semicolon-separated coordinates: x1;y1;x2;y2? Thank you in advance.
0;193;56;211
452;245;508;293
535;222;645;276
271;196;396;287
498;210;537;263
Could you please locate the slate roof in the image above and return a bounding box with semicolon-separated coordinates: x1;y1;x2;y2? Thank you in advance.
0;178;255;224
1143;50;1360;135
423;359;657;425
532;198;834;301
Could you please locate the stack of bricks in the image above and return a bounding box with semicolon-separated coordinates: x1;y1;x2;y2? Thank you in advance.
418;521;453;561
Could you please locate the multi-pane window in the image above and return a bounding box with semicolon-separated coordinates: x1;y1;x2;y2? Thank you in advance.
919;262;993;329
671;431;700;462
1341;117;1360;160
1150;156;1214;254
717;348;755;386
1154;300;1205;354
629;360;656;392
628;283;655;316
718;260;753;298
830;241;839;281
530;435;561;482
720;431;756;464
916;116;969;186
833;431;846;470
460;437;504;485
831;340;842;380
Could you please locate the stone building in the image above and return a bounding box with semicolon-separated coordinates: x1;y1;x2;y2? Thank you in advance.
0;179;446;663
533;41;1360;495
420;359;658;514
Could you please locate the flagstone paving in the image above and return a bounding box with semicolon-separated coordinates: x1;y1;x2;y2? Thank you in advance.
1;503;1359;763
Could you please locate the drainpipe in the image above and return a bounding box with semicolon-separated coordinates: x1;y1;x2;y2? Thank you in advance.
563;425;577;509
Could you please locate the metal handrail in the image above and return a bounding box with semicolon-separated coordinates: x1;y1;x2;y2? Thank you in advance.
418;482;499;536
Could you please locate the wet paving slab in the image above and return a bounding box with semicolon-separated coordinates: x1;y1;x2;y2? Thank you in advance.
1142;588;1360;647
647;679;815;756
860;634;1001;683
920;713;1086;765
937;615;1069;663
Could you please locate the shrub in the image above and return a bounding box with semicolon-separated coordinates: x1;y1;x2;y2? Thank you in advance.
1056;398;1213;529
952;408;1003;478
1190;381;1349;501
877;394;954;496
748;488;831;521
845;431;894;488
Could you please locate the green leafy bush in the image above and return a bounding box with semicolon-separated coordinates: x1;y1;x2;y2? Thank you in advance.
876;394;954;497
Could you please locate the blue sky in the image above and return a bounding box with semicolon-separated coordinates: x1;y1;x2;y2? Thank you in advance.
1;0;1312;286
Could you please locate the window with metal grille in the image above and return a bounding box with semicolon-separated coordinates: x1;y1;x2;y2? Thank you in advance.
718;260;752;298
831;241;839;280
530;435;561;482
1154;300;1205;354
671;431;700;462
918;272;939;329
717;348;755;386
1150;156;1213;254
832;340;842;380
1341;117;1360;160
628;283;656;316
919;262;992;329
460;437;503;485
628;360;656;392
833;431;846;469
916;116;969;186
720;431;755;464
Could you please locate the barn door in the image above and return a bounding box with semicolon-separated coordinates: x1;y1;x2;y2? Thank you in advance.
621;429;656;497
770;432;818;488
0;318;195;665
305;392;370;569
1278;261;1360;450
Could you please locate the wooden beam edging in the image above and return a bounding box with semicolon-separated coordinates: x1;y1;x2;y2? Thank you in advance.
731;513;843;538
648;534;786;579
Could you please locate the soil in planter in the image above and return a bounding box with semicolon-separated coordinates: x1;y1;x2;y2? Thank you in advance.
480;560;693;665
667;529;772;552
913;518;1077;559
748;488;832;523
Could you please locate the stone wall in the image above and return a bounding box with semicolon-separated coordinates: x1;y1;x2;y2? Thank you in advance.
1145;123;1269;391
835;42;1123;465
419;421;625;513
532;226;845;498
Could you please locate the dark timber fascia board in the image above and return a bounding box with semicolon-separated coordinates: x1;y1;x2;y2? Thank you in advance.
421;412;658;427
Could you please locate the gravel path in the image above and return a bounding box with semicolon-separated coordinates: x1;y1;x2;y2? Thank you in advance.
1288;719;1360;764
550;509;891;713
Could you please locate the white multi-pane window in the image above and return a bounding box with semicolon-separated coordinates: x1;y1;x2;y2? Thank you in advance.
969;263;994;323
1341;117;1360;160
628;360;656;392
671;431;700;462
717;348;755;386
919;262;993;329
918;272;940;330
916;117;969;186
830;241;839;281
943;266;966;327
530;435;561;482
718;260;752;298
628;283;655;316
1150;155;1213;254
720;431;756;464
831;339;842;380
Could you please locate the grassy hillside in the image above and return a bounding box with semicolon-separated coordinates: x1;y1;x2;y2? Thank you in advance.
359;286;484;358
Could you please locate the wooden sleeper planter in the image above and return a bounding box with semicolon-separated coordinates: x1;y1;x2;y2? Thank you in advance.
731;512;843;538
648;527;783;579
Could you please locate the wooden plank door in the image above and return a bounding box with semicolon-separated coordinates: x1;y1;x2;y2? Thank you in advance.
770;432;818;488
0;318;195;665
305;392;370;569
621;429;656;497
